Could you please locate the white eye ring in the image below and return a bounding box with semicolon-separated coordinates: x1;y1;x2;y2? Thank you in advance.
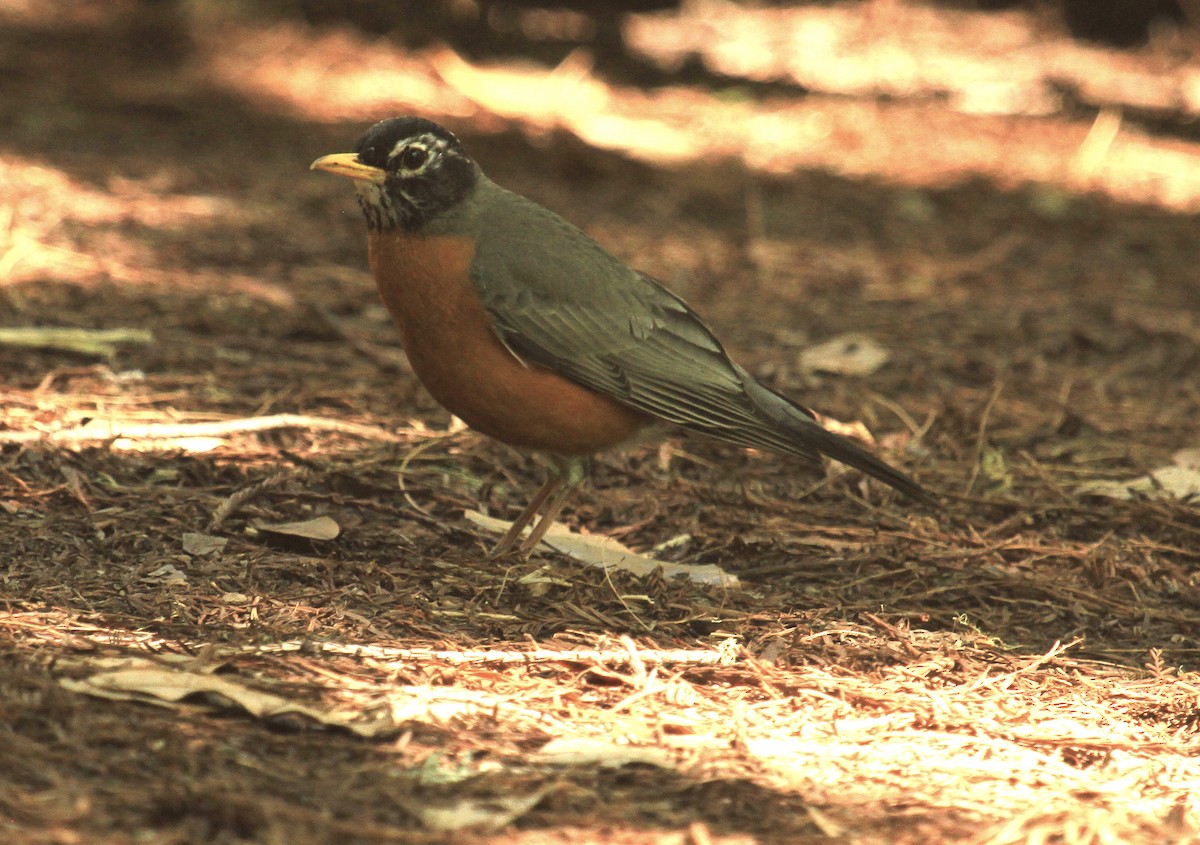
390;141;432;173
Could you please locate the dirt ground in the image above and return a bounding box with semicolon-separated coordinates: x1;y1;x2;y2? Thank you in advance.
2;2;1200;843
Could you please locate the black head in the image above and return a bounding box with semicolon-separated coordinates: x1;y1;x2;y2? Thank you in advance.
312;117;478;232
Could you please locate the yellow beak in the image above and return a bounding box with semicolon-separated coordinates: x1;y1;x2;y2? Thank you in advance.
310;153;386;184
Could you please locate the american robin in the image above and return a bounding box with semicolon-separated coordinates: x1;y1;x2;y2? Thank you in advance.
312;117;934;557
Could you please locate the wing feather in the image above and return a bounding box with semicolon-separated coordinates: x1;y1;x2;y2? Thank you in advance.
467;185;931;502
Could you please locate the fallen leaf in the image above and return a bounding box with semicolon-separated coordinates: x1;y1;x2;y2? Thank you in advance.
1173;448;1200;470
1078;465;1200;501
1078;447;1200;501
398;789;548;833
57;656;394;737
255;515;340;541
649;533;693;554
534;737;677;769
465;511;739;587
0;326;152;357
517;568;574;588
182;532;227;556
799;333;890;376
143;564;188;587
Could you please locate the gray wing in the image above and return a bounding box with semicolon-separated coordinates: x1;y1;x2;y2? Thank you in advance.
470;189;932;502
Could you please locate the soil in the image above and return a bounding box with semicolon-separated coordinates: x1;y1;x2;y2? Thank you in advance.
1;2;1199;843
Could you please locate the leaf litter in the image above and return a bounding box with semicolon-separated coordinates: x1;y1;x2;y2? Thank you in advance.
3;2;1200;843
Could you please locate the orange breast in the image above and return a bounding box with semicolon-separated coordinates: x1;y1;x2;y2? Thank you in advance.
368;230;648;456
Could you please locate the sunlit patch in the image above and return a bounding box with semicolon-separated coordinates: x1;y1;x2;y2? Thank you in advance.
182;5;1200;211
195;19;475;122
431;47;607;127
0;154;237;289
0;154;299;302
0;373;404;454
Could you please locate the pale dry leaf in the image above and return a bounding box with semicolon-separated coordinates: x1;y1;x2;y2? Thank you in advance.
798;333;890;376
1077;465;1200;501
465;510;739;587
398;789;549;833
182;532;227;556
1147;466;1200;499
57;657;393;737
143;564;188;587
0;326;152;357
649;533;693;554
534;737;677;769
255;515;340;541
517;567;574;588
1172;448;1200;470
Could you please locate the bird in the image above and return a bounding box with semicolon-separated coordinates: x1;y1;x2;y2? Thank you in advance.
311;117;934;557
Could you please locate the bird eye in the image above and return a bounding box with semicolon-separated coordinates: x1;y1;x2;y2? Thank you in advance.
398;146;429;171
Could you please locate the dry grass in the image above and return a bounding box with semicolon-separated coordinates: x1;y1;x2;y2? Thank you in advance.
4;608;1199;843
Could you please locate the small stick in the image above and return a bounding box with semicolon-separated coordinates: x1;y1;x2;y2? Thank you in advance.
0;413;405;445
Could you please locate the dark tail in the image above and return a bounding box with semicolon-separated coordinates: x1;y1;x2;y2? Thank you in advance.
745;377;938;507
790;416;938;507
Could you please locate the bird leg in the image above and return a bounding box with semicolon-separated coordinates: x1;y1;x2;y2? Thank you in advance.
489;474;564;558
489;456;588;558
515;476;582;556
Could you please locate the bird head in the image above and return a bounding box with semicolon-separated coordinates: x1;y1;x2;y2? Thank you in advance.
311;117;478;232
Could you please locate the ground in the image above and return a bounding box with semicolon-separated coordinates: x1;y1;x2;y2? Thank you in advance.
2;1;1200;843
